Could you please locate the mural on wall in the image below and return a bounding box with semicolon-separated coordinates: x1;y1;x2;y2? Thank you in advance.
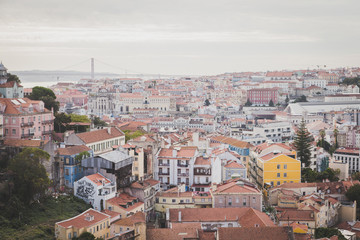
76;180;95;199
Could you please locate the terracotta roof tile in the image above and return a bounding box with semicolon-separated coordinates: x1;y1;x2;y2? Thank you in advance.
56;209;110;229
76;127;124;144
113;212;145;226
57;145;91;156
85;173;111;186
218;226;294;240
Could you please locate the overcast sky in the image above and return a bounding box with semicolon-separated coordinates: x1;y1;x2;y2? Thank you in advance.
1;0;359;75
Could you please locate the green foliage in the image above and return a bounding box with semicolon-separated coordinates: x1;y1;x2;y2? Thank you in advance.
73;231;95;240
269;99;274;107
8;148;50;205
75;151;90;162
302;168;340;183
294;119;312;167
351;172;360;180
124;130;145;142
29;86;59;113
93;116;107;127
6;73;21;84
204;99;210;106
341;77;360;87
315;227;346;240
346;184;360;204
54;112;71;133
245;99;252;106
70;114;91;123
294;95;308;103
0;195;91;240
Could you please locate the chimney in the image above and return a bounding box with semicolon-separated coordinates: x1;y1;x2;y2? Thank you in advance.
178;210;182;222
107;127;111;134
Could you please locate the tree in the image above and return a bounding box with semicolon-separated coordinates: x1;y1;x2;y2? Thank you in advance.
6;73;21;84
70;114;91;123
301;168;317;182
93;116;107;127
29;86;59;113
204;99;210;106
345;184;360;204
124;130;145;142
285;95;290;106
54;112;71;133
315;228;346;240
294;119;312;167
268;99;274;107
245;99;252;107
333;128;339;148
294;95;308;103
351;172;360;180
8;148;50;205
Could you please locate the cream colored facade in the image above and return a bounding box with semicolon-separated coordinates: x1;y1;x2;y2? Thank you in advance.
130;147;145;180
116;94;175;113
155;192;196;213
105;200;144;219
55;209;110;240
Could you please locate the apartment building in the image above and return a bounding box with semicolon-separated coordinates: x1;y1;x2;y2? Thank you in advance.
247;88;279;105
154;147;198;189
0;98;54;140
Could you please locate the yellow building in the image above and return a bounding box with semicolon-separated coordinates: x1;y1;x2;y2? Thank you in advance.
112;212;146;240
55;209;110;240
256;153;301;188
105;193;144;219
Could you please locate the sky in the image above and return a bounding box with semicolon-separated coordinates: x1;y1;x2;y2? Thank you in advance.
1;0;360;75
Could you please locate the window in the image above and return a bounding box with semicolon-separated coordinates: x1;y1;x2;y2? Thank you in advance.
219;198;223;203
277;181;280;186
243;198;246;206
12;118;16;124
162;198;166;203
68;233;72;239
73;232;77;238
65;169;69;176
253;197;256;203
277;164;280;169
284;164;287;169
283;173;287;177
12;129;16;135
277;173;280;178
186;199;190;203
172;199;176;203
236;198;239;203
228;197;232;206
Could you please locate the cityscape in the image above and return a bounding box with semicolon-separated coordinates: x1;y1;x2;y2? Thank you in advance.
1;1;360;240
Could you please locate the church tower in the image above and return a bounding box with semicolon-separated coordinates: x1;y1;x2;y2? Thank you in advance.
0;62;8;84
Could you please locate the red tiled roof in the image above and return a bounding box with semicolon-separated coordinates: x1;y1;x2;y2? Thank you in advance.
56;209;110;229
218;226;293;240
224;161;245;169
106;193;144;212
85;173;111;186
113;212;145;226
194;156;211;165
57;145;91;156
211;135;252;149
76;127;124;144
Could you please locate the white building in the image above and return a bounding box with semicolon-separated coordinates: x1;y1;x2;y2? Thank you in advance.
74;173;116;211
154;147;198;189
303;79;327;89
242;121;292;143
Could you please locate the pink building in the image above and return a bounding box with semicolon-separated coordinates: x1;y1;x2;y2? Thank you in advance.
0;98;54;140
247;88;279;105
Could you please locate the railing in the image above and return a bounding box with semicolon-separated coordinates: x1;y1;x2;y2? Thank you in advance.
21;133;35;138
42;130;53;135
159;172;170;175
21;122;34;127
158;163;170;166
177;164;189;167
42;120;53;124
177;173;189;177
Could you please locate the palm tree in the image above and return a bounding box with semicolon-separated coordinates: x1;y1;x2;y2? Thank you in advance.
333;128;339;148
319;129;326;148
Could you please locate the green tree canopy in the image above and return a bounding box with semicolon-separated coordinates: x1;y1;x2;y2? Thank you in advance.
54;112;71;133
70;114;91;123
294;119;312;167
294;95;308;103
245;99;252;107
29;86;59;113
8;148;50;205
6;73;21;84
341;77;360;87
345;184;360;204
269;99;274;107
93;116;107;127
204;99;210;106
315;228;346;240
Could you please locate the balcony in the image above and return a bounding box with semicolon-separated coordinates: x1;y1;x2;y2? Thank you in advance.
42;130;53;135
177;163;189;168
159;172;170;175
177;173;189;177
21;122;34;127
21;133;35;138
42;120;53;124
158;162;170;166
